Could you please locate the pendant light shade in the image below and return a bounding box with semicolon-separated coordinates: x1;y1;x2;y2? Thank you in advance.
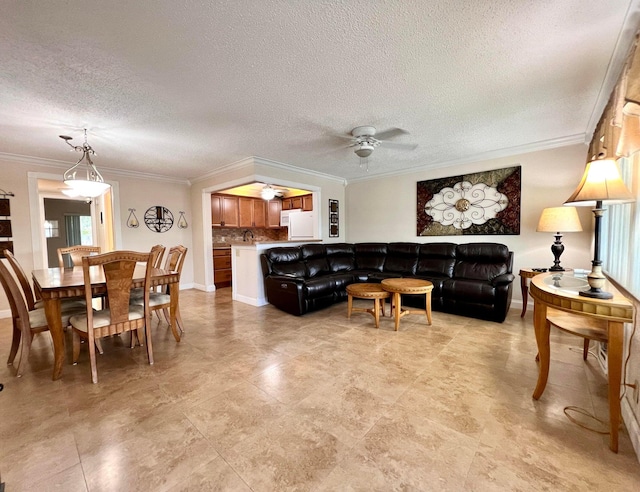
60;130;111;198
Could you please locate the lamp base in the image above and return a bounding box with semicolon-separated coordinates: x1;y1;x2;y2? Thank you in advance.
549;266;565;272
579;264;613;300
579;288;613;300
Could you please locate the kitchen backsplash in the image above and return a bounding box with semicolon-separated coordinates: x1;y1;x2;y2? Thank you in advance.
213;227;288;243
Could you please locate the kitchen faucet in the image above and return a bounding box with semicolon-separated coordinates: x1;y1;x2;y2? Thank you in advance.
242;229;254;242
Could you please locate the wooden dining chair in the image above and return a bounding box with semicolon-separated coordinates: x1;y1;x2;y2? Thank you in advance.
4;249;84;311
57;245;101;269
69;250;154;383
131;245;187;336
0;258;84;377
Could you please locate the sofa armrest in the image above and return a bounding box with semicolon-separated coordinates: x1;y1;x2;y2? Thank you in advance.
490;273;515;287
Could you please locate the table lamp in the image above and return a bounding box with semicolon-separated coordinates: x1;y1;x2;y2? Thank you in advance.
536;206;583;271
564;158;635;299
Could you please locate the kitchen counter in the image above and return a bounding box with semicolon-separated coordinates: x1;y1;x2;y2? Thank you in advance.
214;239;321;248
230;239;321;306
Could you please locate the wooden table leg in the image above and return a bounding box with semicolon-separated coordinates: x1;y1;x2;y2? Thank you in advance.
393;292;401;331
373;298;380;328
169;282;181;342
607;321;624;453
425;291;432;325
347;294;353;319
43;298;64;380
520;274;528;317
532;300;550;400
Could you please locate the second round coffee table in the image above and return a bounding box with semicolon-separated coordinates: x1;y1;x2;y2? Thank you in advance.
381;278;434;331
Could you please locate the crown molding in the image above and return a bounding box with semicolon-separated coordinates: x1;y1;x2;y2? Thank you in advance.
192;155;346;185
346;133;587;184
0;152;191;185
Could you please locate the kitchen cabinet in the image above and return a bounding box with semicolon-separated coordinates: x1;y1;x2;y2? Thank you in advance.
213;248;232;287
267;199;282;228
282;194;312;212
211;194;239;227
302;194;313;211
239;197;267;227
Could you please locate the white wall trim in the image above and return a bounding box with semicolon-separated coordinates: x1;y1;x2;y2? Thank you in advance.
0;309;10;319
191;155;346;185
347;134;586;184
192;283;216;292
1;152;190;185
622;395;640;464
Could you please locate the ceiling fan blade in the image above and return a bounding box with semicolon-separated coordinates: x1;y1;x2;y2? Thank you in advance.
378;141;418;150
375;127;409;141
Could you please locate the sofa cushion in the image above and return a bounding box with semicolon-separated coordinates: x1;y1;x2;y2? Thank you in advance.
454;243;510;281
301;244;326;259
417;243;456;278
266;247;301;263
326;243;355;272
306;258;330;277
383;243;419;274
303;276;336;299
272;261;307;278
443;279;496;304
355;243;388;271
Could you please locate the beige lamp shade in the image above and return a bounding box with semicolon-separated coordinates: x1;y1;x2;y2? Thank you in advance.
564;158;634;207
536;206;583;233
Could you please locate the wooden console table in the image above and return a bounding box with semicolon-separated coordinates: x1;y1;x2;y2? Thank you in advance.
530;272;633;452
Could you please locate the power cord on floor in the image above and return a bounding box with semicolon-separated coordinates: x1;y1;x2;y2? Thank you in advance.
563;406;609;435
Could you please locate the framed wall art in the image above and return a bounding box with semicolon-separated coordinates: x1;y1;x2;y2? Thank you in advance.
417;165;521;236
329;199;339;237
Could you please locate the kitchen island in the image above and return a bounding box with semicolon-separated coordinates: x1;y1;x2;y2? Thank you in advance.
230;240;322;306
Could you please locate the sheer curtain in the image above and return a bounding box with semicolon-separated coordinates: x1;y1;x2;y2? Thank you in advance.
601;152;640;300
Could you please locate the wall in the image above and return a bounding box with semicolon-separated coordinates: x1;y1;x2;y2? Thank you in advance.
0;157;193;314
189;157;346;290
345;143;595;307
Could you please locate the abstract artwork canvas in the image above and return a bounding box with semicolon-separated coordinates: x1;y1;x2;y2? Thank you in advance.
417;165;521;236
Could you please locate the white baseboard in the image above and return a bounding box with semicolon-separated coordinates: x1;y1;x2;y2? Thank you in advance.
192;283;216;292
232;293;268;307
0;309;10;319
622;395;640;463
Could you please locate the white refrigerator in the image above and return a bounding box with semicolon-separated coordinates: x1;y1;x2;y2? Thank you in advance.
287;211;315;240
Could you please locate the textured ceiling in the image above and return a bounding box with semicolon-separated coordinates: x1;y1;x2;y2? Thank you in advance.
1;1;638;182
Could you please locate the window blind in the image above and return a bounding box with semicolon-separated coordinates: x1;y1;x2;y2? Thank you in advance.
601;152;640;300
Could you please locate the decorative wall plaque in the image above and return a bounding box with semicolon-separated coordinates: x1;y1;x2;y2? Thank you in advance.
144;206;174;233
0;198;10;216
0;220;11;237
417;166;521;236
329;199;339;237
0;241;13;258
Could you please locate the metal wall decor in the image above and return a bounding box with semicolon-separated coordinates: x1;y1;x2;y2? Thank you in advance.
126;208;140;228
0;189;14;258
329;199;339;237
417;166;521;236
144;206;174;233
177;211;188;229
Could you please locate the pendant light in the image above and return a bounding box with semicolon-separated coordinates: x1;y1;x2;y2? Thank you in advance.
60;129;111;198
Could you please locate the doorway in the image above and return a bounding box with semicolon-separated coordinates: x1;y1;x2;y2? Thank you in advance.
27;174;117;269
43;198;93;267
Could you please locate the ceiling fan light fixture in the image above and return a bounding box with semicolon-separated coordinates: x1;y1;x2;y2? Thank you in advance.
354;143;374;158
260;184;277;200
60;129;111;198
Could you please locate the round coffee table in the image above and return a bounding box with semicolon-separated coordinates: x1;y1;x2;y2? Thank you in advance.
381;278;434;331
346;283;391;328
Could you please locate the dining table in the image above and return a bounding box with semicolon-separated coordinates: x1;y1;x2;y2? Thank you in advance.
32;265;181;381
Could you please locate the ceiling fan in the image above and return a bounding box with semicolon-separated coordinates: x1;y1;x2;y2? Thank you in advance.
343;126;417;160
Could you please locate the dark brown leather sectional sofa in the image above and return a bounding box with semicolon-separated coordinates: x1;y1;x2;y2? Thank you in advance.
260;242;515;322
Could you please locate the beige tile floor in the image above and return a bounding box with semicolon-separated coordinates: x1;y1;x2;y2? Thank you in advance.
1;288;639;491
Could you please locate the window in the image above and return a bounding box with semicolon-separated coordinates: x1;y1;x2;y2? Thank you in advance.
44;220;59;238
601;152;640;300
